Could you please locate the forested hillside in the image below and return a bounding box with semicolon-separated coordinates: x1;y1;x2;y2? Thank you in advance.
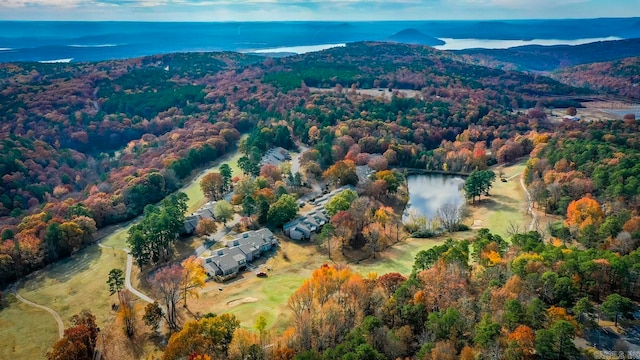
551;57;640;99
2;39;640;360
456;38;640;72
0;41;596;285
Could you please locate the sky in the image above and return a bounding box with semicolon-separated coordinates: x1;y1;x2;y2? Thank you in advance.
0;0;639;21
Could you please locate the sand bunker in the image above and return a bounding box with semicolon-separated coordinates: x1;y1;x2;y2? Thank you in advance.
227;297;258;307
471;219;484;229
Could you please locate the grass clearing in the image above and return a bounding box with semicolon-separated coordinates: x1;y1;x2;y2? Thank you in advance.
17;246;127;329
0;294;59;359
466;161;529;239
183;151;243;213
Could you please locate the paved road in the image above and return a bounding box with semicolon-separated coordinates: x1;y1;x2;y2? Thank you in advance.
125;254;154;303
195;214;242;257
12;282;64;339
98;243;154;303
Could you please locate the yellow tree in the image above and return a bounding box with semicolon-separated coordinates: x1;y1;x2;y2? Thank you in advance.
565;195;604;230
180;256;207;307
228;328;259;360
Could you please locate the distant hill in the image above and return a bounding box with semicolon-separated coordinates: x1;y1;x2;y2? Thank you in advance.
551;56;640;99
387;28;445;46
455;38;640;71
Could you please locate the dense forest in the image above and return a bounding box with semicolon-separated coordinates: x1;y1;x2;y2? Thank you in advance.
456;38;640;72
551;57;640;99
2;39;640;359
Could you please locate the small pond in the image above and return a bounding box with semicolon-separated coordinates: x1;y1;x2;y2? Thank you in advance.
403;174;466;223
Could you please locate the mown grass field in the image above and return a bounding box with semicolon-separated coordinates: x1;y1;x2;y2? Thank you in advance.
0;294;60;359
467;161;529;239
17;246;127;328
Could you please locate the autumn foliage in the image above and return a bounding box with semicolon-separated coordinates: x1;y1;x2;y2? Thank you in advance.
565;195;604;229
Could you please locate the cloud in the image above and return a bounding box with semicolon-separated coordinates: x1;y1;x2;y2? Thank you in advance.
1;0;82;7
0;0;638;20
456;0;588;9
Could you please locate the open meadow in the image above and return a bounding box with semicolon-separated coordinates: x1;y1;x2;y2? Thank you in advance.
467;161;530;238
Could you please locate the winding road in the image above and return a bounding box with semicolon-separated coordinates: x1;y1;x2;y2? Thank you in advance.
11;283;64;339
97;243;154;304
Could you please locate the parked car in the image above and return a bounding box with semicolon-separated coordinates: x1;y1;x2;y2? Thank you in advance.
501;178;508;182
257;271;268;278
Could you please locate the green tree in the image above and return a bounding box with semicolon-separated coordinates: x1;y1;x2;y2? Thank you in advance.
526;297;547;330
255;314;267;344
426;308;462;340
107;268;125;304
601;293;634;326
464;170;495;203
325;189;358;217
267;194;298;227
474;315;501;348
127;192;188;266
214;200;234;226
536;320;578;359
238;156;259;176
219;163;233;191
573;297;596;328
242;195;256;217
504;299;525;330
256;196;270;224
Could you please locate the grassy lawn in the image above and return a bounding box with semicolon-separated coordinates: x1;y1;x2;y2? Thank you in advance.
184;151;243;213
0;294;59;359
17;246;127;329
186;235;454;333
466;161;529;239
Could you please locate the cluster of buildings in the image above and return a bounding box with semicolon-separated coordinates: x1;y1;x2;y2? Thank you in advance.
182;201;217;235
283;185;355;241
202;228;278;282
259;147;291;167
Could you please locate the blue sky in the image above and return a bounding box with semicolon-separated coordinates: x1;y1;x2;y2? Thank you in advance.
1;0;639;21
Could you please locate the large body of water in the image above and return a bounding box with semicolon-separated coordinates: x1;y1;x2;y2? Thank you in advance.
404;174;466;221
0;19;638;63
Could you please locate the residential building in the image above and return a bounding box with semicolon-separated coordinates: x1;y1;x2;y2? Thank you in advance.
202;229;277;282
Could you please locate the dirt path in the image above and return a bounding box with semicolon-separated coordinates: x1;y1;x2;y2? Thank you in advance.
520;175;538;231
12;283;64;339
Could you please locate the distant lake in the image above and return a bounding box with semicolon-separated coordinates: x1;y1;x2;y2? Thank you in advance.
250;43;346;54
404;174;466;222
435;36;622;50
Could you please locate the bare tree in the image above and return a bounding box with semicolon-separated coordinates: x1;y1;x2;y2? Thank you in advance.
152;265;182;331
506;221;522;238
438;202;462;232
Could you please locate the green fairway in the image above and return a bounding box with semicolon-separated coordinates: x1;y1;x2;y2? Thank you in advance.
183;151;243;213
468;161;529;239
0;294;59;360
18;246;127;329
